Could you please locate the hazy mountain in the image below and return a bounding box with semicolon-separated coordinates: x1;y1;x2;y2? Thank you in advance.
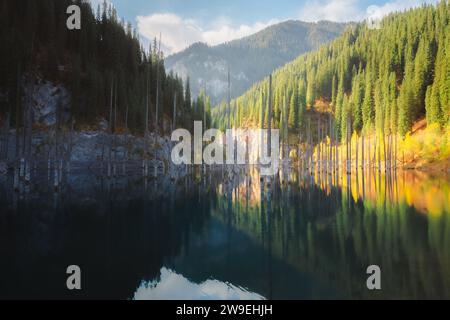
165;20;350;105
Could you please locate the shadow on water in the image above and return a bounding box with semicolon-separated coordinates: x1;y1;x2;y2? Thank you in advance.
0;166;449;299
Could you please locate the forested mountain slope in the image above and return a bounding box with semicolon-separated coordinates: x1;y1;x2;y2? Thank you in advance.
0;0;207;134
165;20;349;104
213;1;450;142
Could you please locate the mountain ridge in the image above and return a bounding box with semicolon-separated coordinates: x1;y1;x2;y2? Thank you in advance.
165;19;351;104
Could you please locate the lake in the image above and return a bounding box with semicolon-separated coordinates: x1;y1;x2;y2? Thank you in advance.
0;166;449;299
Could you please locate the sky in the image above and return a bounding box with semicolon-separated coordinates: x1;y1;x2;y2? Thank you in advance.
90;0;440;55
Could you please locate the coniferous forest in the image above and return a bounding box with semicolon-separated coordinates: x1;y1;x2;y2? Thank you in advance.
0;0;213;134
213;2;450;166
0;0;450;302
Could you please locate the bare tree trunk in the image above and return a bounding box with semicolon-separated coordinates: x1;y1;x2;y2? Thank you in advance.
361;131;365;170
24;92;32;183
108;78;113;178
348;117;352;173
284;90;289;162
394;132;397;171
15;63;21;163
383;130;387;172
3;113;10;160
317;120;321;173
267;74;272;158
335;126;338;172
329;115;332;174
373;134;377;170
355;133;359;171
172;93;177;132
67;119;74;174
378;132;381;172
260;89;265;165
155;33;162;133
346;116;350;174
145;65;149;133
113;80;118;177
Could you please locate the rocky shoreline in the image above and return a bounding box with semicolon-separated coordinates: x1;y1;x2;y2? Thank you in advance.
0;129;190;180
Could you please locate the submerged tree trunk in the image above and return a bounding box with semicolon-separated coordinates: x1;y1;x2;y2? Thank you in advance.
267;74;272;158
355;133;359;171
361;132;365;170
260;89;265;164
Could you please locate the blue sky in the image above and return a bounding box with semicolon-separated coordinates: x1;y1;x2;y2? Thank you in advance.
91;0;439;54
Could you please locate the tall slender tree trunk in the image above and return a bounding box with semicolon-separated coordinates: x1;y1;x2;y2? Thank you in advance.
108;78;114;178
172;93;177;132
383;130;387;172
329;115;333;174
260;89;265;165
373;134;377;170
378;132;382;172
155;33;162;133
394;133;397;170
361;132;365;170
267;74;272;158
15;63;21;162
355;134;359;171
2;113;10;160
284;90;289;161
346;117;350;174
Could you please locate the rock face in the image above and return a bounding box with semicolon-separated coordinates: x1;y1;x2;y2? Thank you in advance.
166;20;350;104
22;77;71;127
0;128;187;178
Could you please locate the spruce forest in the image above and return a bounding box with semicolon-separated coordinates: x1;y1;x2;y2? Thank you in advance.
213;2;450;167
0;0;212;134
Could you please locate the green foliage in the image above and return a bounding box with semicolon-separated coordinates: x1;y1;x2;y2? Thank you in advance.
0;0;199;134
213;1;450;139
166;21;350;104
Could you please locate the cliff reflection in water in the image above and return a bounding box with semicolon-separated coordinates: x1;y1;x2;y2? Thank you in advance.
0;167;449;299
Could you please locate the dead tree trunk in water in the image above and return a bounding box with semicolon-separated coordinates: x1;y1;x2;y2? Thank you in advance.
260;89;265;165
378;132;382;172
15;63;21;170
355;133;359;171
284;90;289;162
2;113;10;160
329;114;333;174
373;134;377;170
361;131;365;170
172;93;177;132
394;132;397;171
155;33;162;133
348;117;352;174
267;74;272;158
383;130;387;172
113;79;118;177
346;116;350;174
317;119;321;173
108;78;114;178
307;117;312;174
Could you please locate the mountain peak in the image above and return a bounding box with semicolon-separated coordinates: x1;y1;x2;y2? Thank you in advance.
165;20;349;104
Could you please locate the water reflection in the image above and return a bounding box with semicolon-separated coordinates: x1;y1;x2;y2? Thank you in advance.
211;167;450;299
0;167;449;299
134;268;264;300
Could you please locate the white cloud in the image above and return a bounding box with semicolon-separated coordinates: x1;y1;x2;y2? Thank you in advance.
298;0;365;22
137;13;278;55
298;0;439;22
366;0;439;22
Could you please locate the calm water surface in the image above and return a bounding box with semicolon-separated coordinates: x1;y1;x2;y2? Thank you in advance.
0;167;449;299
